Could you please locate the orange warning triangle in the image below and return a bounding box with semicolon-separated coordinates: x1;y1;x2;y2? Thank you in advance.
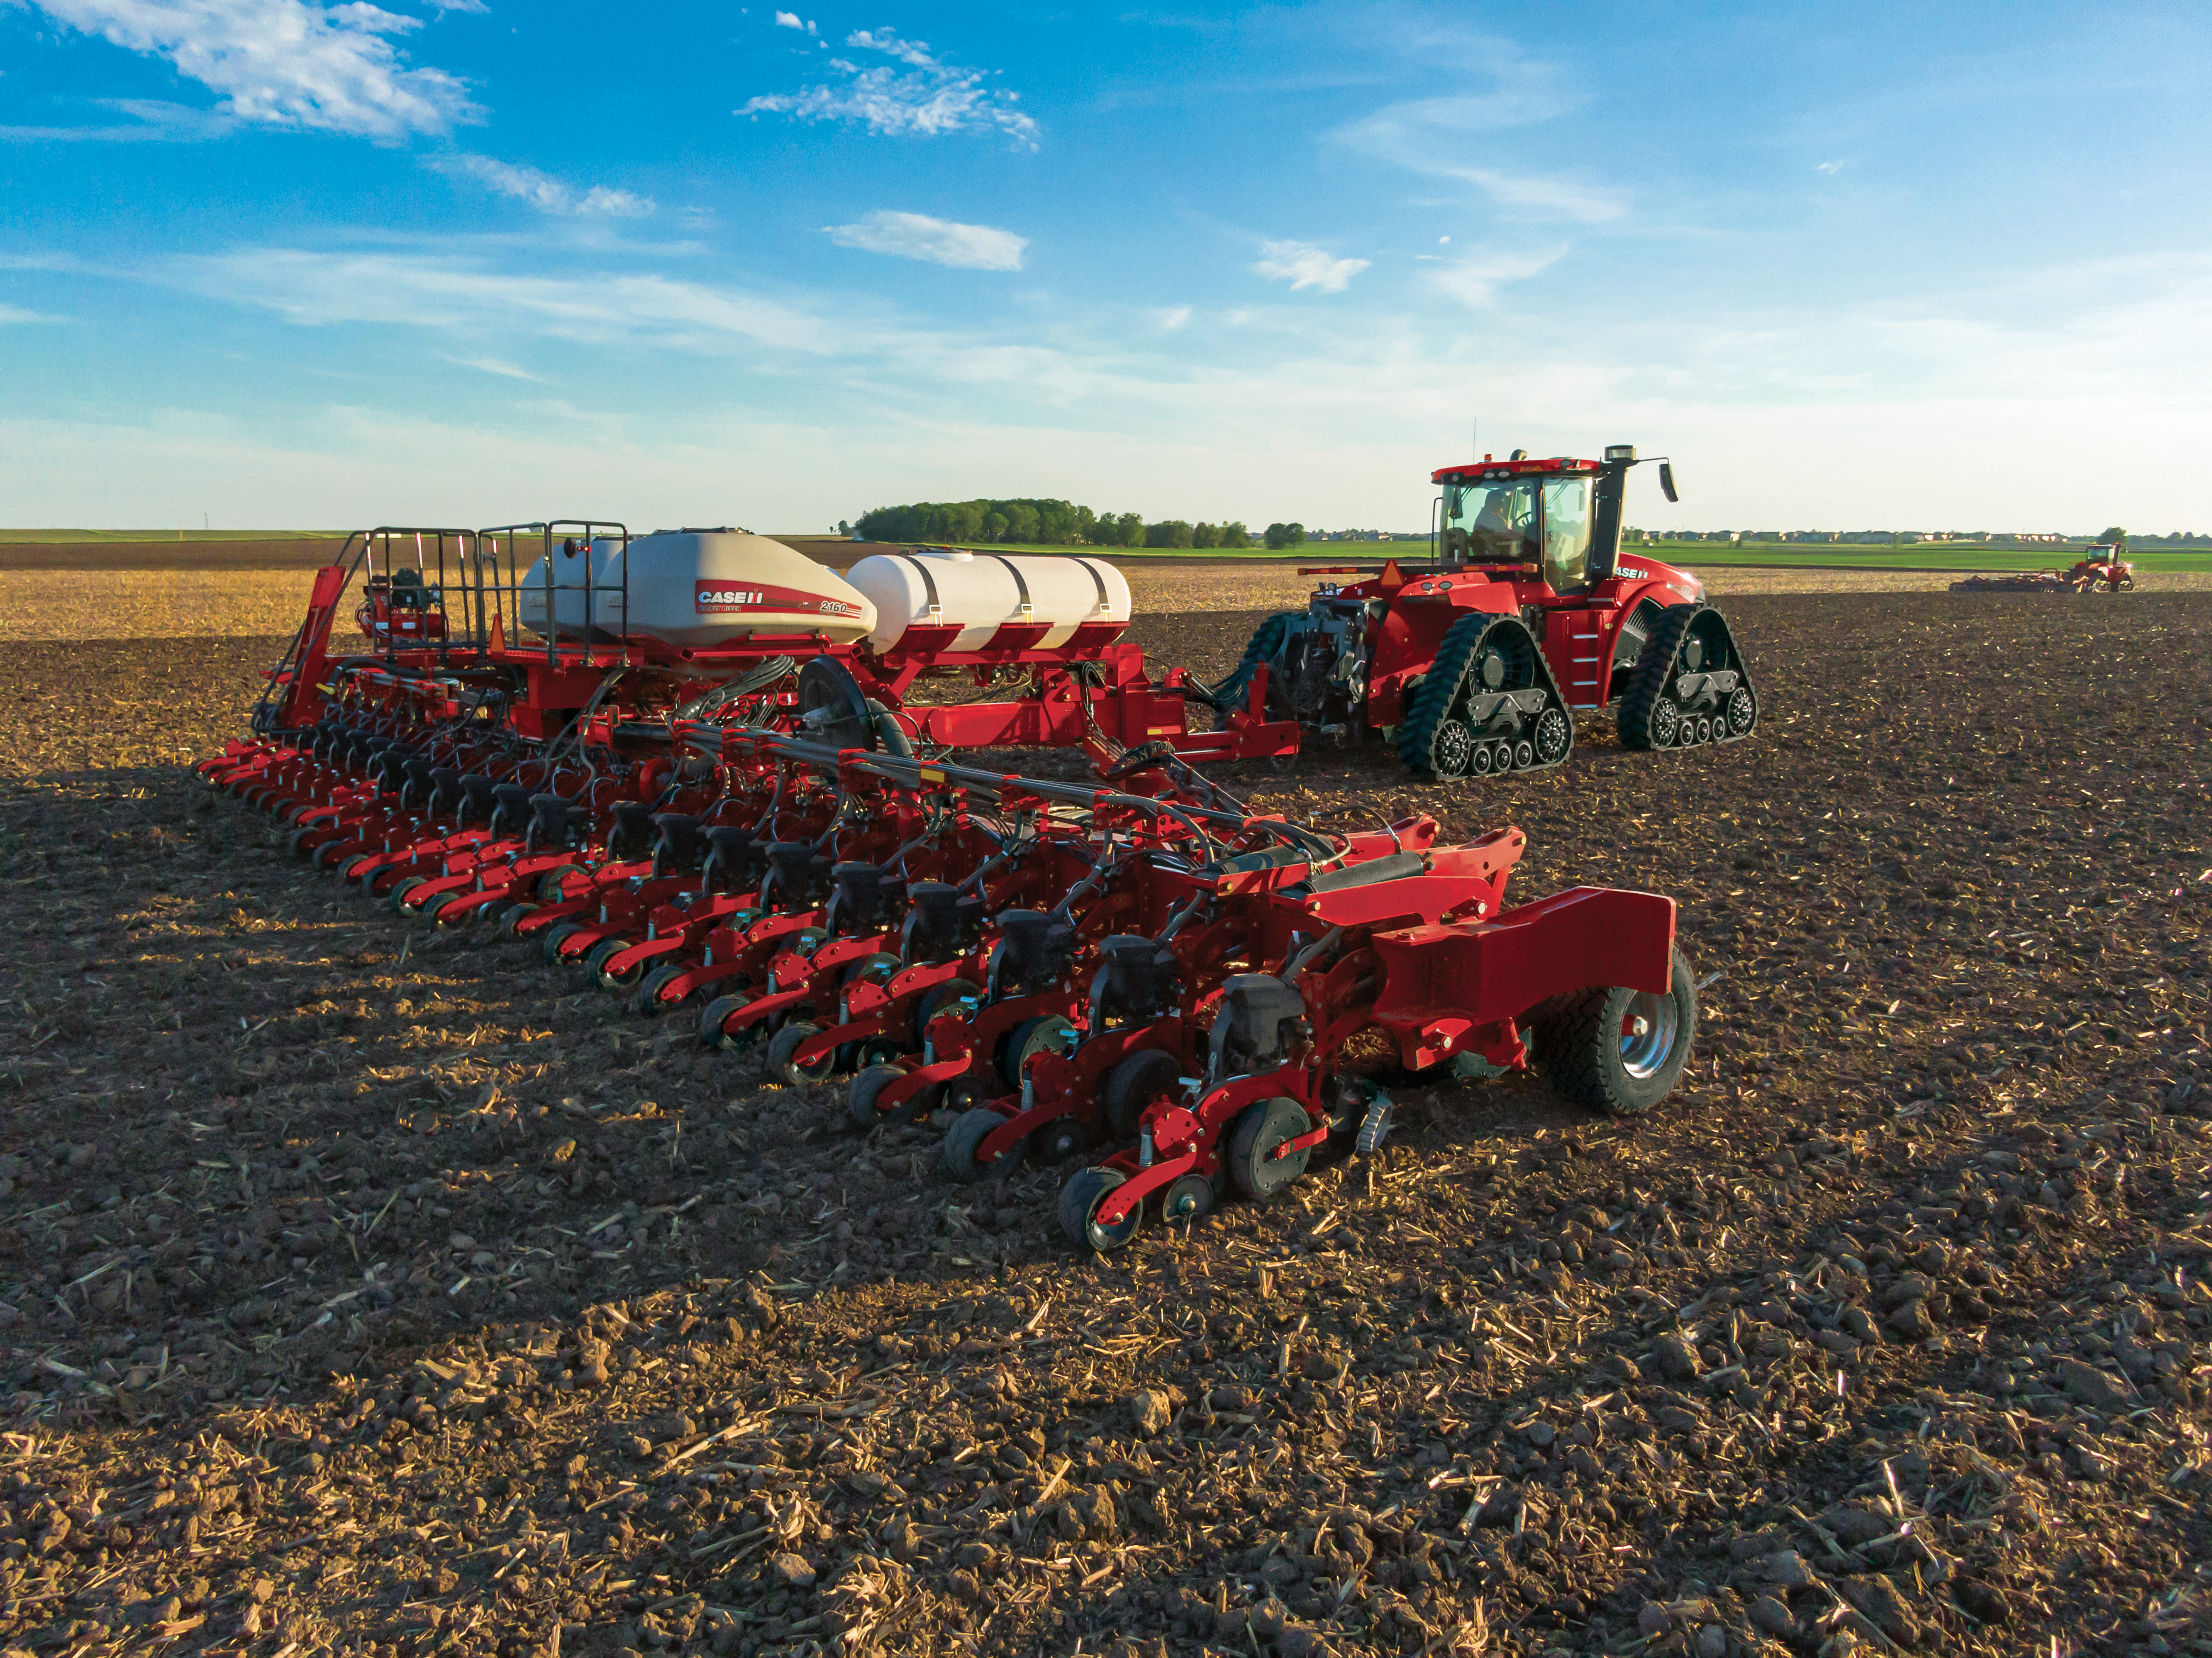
1377;557;1408;591
488;612;506;653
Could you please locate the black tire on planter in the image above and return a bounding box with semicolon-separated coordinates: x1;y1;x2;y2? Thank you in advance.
848;1063;904;1131
768;1020;832;1085
1058;1166;1138;1251
997;1014;1076;1090
1227;1096;1314;1200
912;979;979;1046
632;963;689;1014
587;937;645;992
1530;945;1698;1117
1101;1048;1182;1142
697;992;753;1051
942;1107;1011;1183
541;921;588;967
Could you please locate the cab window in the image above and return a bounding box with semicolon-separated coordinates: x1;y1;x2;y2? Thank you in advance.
1441;479;1539;564
1541;478;1593;592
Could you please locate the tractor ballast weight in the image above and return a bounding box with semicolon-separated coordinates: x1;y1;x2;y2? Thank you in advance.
1218;445;1761;779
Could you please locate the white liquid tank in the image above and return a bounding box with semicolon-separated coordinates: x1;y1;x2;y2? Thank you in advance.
518;531;876;649
843;549;1132;652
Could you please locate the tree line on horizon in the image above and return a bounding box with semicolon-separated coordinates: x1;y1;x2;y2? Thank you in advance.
849;498;1313;551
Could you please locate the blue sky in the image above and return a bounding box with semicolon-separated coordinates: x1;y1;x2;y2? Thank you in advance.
3;0;2210;533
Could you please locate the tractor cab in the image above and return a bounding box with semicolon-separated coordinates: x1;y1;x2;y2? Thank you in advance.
1436;456;1597;595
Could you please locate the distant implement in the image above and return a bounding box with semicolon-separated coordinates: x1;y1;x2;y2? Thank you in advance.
1952;543;2136;594
1210;444;1761;781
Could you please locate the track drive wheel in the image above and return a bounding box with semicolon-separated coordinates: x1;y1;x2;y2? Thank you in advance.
1101;1048;1181;1142
769;1020;833;1085
1227;1096;1313;1199
1530;946;1698;1117
1059;1167;1139;1252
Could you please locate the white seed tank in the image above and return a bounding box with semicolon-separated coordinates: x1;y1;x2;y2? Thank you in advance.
518;531;876;649
843;548;1132;653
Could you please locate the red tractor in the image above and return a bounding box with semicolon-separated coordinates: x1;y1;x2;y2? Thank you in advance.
1216;446;1758;779
2065;544;2136;591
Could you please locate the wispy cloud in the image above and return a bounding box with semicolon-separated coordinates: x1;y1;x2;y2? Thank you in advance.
824;210;1025;271
1253;239;1368;294
443;352;540;380
0;303;66;323
427;154;655;218
0;96;236;142
17;0;479;141
1816;159;1846;175
773;11;815;32
1332;42;1622;224
1428;246;1566;307
739;27;1037;148
1154;305;1192;332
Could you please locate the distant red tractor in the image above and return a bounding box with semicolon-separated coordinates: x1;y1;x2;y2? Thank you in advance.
1216;445;1758;780
2066;544;2136;590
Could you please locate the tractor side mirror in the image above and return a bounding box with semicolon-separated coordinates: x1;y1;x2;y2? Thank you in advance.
1658;462;1679;504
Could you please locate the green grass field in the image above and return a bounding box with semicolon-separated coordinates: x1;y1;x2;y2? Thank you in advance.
1636;542;2212;573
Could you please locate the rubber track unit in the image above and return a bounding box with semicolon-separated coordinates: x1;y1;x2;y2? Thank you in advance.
1201;612;1296;712
1395;613;1573;780
1616;602;1761;753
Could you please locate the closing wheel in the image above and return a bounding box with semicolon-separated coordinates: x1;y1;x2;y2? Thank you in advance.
1726;684;1757;736
384;875;427;914
848;1064;905;1131
287;827;317;860
1533;706;1571;765
1059;1166;1139;1252
1162;1172;1215;1226
943;1107;1014;1182
697;992;755;1052
632;963;690;1014
1101;1048;1182;1143
998;1013;1078;1090
1530;945;1698;1117
1040;1115;1099;1161
420;891;465;928
334;852;370;881
535;871;571;903
586;937;646;992
495;902;538;937
1429;720;1474;779
541;922;589;967
769;1020;833;1085
1227;1096;1314;1200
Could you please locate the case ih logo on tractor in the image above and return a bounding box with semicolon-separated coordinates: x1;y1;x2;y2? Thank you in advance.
1210;444;1761;779
697;581;863;618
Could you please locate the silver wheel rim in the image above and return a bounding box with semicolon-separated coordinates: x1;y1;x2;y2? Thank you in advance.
1651;700;1678;744
1620;991;1680;1079
1729;686;1754;732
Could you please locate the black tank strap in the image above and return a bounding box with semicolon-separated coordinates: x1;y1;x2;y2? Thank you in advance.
1070;556;1112;616
981;553;1034;619
895;553;943;622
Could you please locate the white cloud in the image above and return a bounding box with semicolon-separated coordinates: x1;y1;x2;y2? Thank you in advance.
1428;246;1566;307
1154;305;1191;332
428;154;655;217
19;0;480;140
1253;239;1368;294
0;303;65;322
739;27;1037;148
1817;159;1845;174
1333;51;1623;225
823;210;1024;271
772;10;814;32
443;352;539;380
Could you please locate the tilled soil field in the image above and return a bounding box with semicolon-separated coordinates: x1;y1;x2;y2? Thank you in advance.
2;592;2210;1658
